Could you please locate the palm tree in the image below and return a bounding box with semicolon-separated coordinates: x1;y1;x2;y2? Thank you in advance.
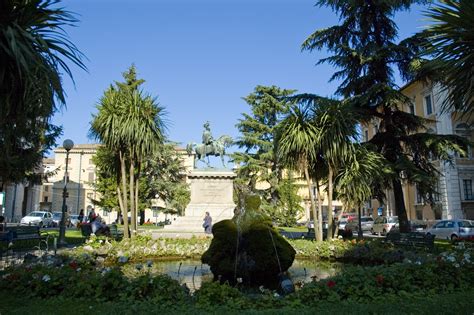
313;100;358;240
90;66;166;238
336;146;388;239
0;0;85;185
420;0;474;115
277;105;322;241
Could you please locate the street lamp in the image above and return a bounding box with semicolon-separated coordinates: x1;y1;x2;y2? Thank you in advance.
58;139;74;247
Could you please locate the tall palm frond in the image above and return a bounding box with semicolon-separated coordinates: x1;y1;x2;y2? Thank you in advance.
421;0;474;115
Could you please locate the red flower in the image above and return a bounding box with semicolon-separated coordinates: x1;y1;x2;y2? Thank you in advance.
327;280;336;288
376;274;384;285
69;261;78;270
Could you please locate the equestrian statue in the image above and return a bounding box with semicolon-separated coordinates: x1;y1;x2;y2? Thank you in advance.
186;121;233;168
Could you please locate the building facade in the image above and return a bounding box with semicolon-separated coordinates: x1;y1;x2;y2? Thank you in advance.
46;144;101;215
362;81;474;220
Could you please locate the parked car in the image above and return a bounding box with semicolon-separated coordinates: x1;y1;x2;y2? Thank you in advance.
52;211;71;227
386;221;427;235
425;220;474;241
20;211;54;227
371;216;398;235
345;216;374;233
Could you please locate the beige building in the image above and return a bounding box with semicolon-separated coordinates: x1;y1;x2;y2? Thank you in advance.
40;144;195;224
43;144;101;215
362;81;474;220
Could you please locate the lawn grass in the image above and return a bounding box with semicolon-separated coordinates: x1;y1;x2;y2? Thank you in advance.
279;226;307;233
0;290;473;314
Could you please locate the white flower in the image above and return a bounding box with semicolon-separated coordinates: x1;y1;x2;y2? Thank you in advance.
454;263;460;268
76;268;81;272
42;275;51;282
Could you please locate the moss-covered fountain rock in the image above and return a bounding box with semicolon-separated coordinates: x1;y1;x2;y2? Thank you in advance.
202;195;296;288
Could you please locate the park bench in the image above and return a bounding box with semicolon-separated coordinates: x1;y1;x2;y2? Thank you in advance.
306;228;348;240
385;232;435;250
0;225;48;252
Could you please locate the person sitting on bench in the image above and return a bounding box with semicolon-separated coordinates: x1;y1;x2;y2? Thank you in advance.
91;214;110;236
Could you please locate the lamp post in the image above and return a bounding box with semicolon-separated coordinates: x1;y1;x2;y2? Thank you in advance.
58;139;74;247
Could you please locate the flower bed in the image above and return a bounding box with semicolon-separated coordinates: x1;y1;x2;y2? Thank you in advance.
1;242;472;310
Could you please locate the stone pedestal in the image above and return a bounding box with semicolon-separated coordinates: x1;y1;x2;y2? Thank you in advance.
162;169;236;233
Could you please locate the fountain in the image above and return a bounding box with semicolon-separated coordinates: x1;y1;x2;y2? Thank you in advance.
202;195;296;290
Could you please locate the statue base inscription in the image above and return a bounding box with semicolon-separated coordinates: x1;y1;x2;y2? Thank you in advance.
163;169;236;233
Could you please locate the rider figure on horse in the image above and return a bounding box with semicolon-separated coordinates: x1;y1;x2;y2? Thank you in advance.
202;121;214;146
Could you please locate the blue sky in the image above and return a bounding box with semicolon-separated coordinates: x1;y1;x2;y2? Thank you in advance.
53;0;429;155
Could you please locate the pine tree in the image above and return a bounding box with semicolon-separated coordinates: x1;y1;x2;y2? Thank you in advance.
233;85;301;222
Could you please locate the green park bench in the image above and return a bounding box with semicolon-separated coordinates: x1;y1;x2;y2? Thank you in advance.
385;232;435;251
0;225;47;252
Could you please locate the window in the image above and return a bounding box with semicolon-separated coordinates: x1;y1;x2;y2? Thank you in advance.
416;185;423;204
463;179;473;200
44;196;48;202
88;172;95;182
408;103;415;115
433;221;445;229
432;180;440;202
44;186;49;192
424;94;433;115
89;159;94;165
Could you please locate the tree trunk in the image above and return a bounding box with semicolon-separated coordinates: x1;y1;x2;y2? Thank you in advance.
393;178;409;233
119;151;130;239
129;162;136;237
357;205;363;240
333;207;345;237
316;181;323;242
303;161;319;242
116;187;124;222
135;161;141;226
327;166;334;240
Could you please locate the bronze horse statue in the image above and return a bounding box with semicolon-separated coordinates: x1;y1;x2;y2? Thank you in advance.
186;135;233;167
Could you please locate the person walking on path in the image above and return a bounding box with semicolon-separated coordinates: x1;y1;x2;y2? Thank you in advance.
203;212;212;234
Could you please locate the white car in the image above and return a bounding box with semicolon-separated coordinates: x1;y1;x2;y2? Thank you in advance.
425;220;474;241
371;216;398;236
20;211;54;227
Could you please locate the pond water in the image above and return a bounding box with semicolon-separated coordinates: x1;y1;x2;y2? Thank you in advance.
121;259;340;291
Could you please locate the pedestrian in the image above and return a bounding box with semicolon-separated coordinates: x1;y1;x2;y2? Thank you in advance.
202;212;212;234
78;209;84;223
88;208;97;223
